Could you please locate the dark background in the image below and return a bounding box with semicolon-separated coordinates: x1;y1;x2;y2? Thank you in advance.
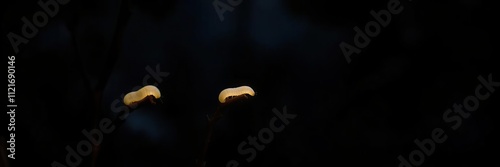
2;0;499;166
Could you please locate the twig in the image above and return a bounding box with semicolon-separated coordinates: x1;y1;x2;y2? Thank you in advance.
89;0;131;166
196;95;252;167
197;104;224;167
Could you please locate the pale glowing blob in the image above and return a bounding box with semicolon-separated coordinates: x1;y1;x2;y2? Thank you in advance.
218;86;255;103
123;85;161;106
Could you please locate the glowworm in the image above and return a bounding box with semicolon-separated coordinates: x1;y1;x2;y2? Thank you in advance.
123;85;161;106
218;86;255;103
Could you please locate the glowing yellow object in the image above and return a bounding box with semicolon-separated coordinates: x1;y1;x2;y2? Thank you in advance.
218;86;255;103
123;85;161;106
